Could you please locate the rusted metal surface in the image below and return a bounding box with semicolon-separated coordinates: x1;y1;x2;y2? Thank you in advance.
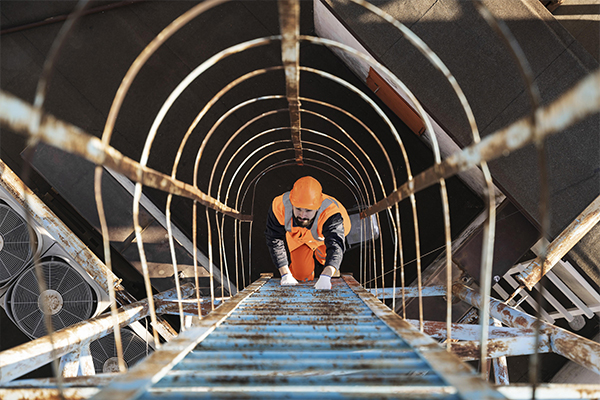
89;275;271;400
79;345;95;377
0;284;194;383
278;0;302;163
454;283;600;375
1;375;115;389
496;384;600;399
59;349;82;378
517;195;600;290
0;388;100;400
369;285;445;299
451;335;551;361
0;91;250;221
351;0;493;354
404;320;534;340
343;276;507;400
491;319;509;385
360;70;600;219
113;287;177;343
0;159;118;294
155;298;220;317
98;276;477;399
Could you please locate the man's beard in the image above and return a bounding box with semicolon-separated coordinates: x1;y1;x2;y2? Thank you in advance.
295;216;314;227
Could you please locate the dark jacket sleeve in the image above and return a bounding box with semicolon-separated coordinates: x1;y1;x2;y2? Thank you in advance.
322;213;346;270
264;207;289;269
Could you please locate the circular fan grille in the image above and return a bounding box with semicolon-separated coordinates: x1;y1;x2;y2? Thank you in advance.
90;328;151;373
0;203;36;286
9;258;95;338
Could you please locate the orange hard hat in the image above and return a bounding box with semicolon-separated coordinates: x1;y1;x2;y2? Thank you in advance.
289;176;323;210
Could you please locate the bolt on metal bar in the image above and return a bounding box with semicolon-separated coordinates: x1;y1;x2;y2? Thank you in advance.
89;274;272;400
278;0;303;163
0;284;194;384
517;194;600;290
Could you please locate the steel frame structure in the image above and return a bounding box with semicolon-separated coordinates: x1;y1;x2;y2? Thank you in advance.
0;0;599;399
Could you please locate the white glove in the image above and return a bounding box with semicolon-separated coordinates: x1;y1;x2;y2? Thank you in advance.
314;274;332;290
281;273;298;286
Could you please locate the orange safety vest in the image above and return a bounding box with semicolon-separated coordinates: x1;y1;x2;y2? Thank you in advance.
272;191;351;253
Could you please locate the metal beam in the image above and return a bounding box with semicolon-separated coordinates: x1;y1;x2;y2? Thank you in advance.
0;159;118;295
0;284;194;383
370;285;446;299
451;336;551;361
496;384;600;399
453;283;600;375
361;70;600;218
59;349;82;378
517;195;600;290
492;319;510;385
278;0;303;163
0;388;100;400
0;91;251;221
404;320;535;340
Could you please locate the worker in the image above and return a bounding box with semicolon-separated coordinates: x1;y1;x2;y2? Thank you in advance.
265;176;351;289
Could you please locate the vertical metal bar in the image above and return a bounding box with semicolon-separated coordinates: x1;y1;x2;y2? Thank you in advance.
25;1;91;391
94;168;126;371
278;0;302;163
79;344;96;376
492;319;510;385
59;349;81;378
132;183;160;347
205;209;216;311
479;195;496;378
192;202;204;317
165;195;186;330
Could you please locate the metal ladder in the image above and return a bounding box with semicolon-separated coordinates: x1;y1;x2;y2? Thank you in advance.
91;275;505;400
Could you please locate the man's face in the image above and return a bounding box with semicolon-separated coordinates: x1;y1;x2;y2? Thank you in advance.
292;206;318;227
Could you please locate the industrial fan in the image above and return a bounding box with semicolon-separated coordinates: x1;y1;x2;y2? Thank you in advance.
0;202;37;289
6;256;96;338
89;328;152;373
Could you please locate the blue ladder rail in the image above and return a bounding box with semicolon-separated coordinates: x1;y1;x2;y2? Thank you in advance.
91;274;506;400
